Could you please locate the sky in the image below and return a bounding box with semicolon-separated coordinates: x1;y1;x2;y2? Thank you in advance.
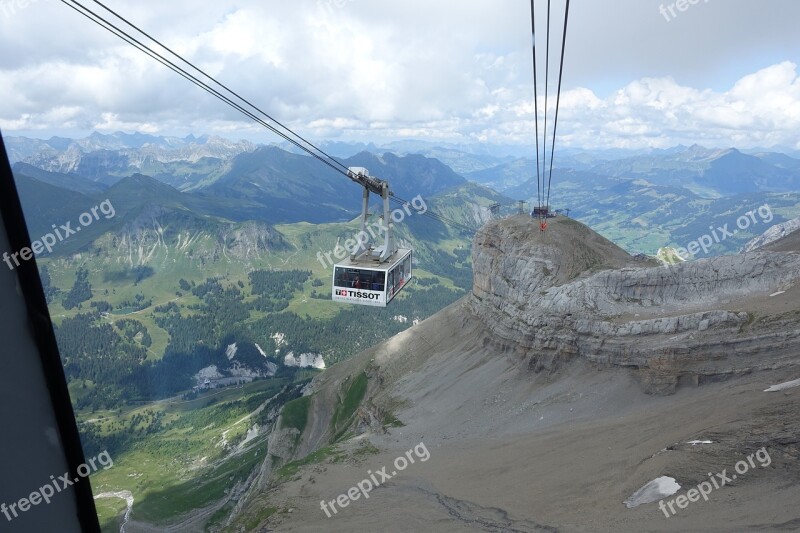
1;0;799;150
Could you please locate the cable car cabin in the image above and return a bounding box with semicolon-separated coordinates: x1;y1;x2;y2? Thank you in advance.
332;249;412;307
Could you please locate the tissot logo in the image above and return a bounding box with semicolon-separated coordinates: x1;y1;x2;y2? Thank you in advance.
352;291;378;300
335;289;379;300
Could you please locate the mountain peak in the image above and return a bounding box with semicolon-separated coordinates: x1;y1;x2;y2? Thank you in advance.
682;144;712;158
111;173;180;194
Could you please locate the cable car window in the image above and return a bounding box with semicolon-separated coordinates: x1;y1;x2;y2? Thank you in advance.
371;271;386;291
334;267;384;291
390;255;412;294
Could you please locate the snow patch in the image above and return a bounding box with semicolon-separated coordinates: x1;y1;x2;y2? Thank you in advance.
687;440;713;445
284;352;326;369
765;378;800;392
226;343;238;360
255;343;268;358
624;476;681;509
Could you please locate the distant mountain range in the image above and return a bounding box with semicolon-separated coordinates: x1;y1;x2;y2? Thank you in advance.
8;132;800;257
12;132;799;199
10;135;507;272
10;133;471;227
7;132;256;190
587;145;800;196
7;131;254;159
461;144;800;255
468;144;800;198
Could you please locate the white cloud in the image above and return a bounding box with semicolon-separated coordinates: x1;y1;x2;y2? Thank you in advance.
0;0;798;150
537;62;800;149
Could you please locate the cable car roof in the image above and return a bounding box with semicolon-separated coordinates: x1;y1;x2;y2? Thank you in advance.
334;248;411;272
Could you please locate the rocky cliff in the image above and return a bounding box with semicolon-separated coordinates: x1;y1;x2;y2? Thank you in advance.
742;216;800;252
469;215;800;394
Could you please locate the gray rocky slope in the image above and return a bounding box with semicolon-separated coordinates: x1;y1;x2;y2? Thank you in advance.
470;215;800;394
741;216;800;252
